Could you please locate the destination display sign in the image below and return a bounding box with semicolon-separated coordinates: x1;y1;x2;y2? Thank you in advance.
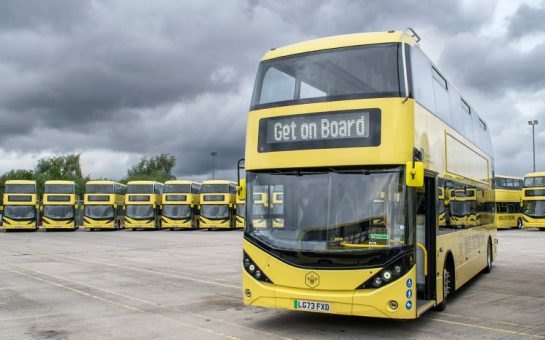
258;109;380;152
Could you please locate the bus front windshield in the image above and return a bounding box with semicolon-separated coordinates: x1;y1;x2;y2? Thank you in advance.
523;201;545;217
162;205;191;219
236;204;245;217
201;205;229;219
450;201;476;217
44;205;74;219
126;205;154;219
4;206;36;220
85;205;114;219
245;168;411;268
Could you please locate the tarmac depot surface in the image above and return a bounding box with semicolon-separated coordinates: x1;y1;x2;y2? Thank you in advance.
1;228;545;339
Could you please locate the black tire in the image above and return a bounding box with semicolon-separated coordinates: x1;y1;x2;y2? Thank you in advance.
435;262;452;312
132;228;137;231
539;228;545;231
517;218;523;229
483;240;493;273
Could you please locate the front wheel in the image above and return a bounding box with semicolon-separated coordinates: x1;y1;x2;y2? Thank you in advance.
483;241;493;273
435;264;452;312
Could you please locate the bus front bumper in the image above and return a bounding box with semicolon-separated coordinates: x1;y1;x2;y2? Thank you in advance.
125;218;156;229
84;218;116;230
242;267;418;319
161;216;193;229
2;218;37;230
42;219;77;230
200;217;231;229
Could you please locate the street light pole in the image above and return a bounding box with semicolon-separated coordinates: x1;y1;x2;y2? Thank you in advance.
528;120;539;172
211;152;218;180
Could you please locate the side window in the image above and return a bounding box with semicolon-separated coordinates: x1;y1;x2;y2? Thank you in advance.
461;98;475;142
431;67;451;124
410;46;435;113
449;90;465;135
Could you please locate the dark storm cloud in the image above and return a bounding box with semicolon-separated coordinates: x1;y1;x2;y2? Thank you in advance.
508;3;545;38
251;0;492;35
0;0;543;179
438;35;545;96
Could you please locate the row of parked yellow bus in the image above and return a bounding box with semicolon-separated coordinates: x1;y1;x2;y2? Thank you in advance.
435;173;545;230
1;179;246;231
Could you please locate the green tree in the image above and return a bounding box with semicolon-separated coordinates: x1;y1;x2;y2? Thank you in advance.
123;154;176;183
34;154;89;197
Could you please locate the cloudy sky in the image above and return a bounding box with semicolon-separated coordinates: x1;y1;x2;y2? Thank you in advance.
0;0;544;180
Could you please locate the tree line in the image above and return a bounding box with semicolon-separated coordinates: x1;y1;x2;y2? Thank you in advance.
0;153;176;202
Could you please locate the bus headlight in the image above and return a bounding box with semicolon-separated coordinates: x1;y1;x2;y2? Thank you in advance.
243;252;272;283
357;252;414;289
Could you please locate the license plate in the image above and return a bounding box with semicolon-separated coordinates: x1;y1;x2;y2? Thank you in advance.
293;299;331;312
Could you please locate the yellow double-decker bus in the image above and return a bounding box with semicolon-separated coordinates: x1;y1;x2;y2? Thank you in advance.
199;180;236;229
84;180;126;231
235;181;246;229
2;180;39;231
493;176;523;229
42;180;79;231
161;180;201;230
521;172;545;230
125;181;163;230
240;30;497;319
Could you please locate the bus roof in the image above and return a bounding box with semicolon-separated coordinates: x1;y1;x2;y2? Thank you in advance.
44;180;75;185
525;172;545;178
164;180;199;185
86;180;125;186
495;175;522;180
202;180;235;185
127;181;162;185
262;31;417;61
5;180;36;185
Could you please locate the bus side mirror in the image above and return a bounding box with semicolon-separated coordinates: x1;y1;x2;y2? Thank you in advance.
405;161;424;187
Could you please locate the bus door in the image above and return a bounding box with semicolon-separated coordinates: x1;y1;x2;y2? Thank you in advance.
415;175;438;313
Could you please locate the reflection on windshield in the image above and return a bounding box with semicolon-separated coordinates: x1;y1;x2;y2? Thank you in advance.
449;201;476;217
246;169;409;257
162;205;191;219
201;205;229;219
523;201;545;217
44;205;74;219
85;205;114;219
4;206;36;220
126;205;154;219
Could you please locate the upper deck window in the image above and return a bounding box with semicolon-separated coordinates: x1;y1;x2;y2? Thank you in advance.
86;184;114;194
201;184;229;193
164;184;191;193
251;43;403;109
432;67;447;90
127;184;154;194
45;184;75;194
461;99;471;114
5;184;36;194
524;177;545;187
